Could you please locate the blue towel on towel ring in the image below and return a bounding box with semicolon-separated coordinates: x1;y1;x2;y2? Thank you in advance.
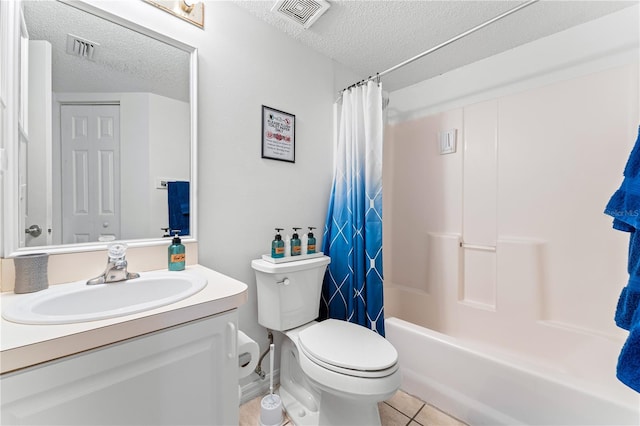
167;181;190;236
604;126;640;393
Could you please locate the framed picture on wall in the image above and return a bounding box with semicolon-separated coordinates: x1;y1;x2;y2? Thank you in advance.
262;105;295;163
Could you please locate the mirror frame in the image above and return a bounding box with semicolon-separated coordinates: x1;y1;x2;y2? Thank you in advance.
1;0;198;257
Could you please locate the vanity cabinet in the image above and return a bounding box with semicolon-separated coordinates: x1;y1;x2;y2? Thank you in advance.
0;310;239;425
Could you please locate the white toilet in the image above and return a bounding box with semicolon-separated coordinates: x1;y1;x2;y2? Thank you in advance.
251;255;401;426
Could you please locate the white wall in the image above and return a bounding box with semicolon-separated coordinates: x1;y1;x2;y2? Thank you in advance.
80;1;351;383
121;92;190;240
148;93;190;238
195;3;338;372
1;0;21;257
384;5;639;404
25;40;52;247
119;93;150;241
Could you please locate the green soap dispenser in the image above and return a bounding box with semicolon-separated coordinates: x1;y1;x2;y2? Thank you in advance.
272;228;285;258
168;230;185;271
307;227;317;254
291;228;302;256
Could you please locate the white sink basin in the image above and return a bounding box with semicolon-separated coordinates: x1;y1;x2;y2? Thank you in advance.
2;270;207;325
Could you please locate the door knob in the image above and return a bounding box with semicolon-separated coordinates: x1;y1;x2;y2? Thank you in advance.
25;224;42;237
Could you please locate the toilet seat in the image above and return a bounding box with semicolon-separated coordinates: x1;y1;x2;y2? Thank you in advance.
297;319;398;378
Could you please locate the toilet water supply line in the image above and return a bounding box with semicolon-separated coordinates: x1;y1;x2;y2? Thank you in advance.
255;330;274;379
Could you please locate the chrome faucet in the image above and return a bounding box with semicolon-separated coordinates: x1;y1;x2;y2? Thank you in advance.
87;243;140;285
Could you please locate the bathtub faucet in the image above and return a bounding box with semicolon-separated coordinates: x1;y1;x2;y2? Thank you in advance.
87;243;140;285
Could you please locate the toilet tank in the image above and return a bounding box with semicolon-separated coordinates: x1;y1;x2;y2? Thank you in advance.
251;255;331;331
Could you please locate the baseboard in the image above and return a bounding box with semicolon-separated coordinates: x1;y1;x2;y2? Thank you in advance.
239;368;280;405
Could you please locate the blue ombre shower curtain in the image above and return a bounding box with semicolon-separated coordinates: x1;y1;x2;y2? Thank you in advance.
321;81;385;335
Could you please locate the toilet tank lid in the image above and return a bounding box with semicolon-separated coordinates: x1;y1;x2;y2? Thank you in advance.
298;319;398;372
251;255;330;274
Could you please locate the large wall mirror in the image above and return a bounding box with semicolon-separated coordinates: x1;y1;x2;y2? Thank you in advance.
8;0;197;255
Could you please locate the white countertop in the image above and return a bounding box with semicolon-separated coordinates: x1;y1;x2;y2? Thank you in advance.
0;265;248;374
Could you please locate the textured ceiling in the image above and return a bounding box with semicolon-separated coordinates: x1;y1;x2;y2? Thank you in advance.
21;1;638;98
233;0;638;92
22;0;190;102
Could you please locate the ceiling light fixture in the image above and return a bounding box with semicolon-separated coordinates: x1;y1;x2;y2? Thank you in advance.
181;0;196;13
144;0;204;29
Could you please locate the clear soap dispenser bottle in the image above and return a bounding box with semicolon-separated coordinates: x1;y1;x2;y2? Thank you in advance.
168;230;185;271
307;227;317;254
272;228;285;258
291;228;302;256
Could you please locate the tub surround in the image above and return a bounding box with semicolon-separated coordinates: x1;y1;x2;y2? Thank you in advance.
0;242;198;293
0;264;247;374
383;6;639;418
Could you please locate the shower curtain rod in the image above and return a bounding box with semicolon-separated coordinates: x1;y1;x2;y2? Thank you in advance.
339;0;539;94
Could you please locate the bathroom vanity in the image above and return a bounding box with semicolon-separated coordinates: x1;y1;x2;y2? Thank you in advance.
0;265;247;425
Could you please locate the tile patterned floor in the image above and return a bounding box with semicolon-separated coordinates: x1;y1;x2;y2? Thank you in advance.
239;390;467;426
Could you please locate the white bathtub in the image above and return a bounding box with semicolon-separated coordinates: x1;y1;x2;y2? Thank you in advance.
385;317;640;425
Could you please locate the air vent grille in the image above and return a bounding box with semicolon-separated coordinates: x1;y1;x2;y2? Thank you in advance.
66;34;99;61
271;0;330;29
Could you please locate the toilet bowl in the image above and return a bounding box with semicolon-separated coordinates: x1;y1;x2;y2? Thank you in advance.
251;256;401;426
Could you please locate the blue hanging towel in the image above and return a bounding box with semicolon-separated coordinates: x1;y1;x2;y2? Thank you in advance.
167;181;189;236
617;313;640;393
604;126;640;392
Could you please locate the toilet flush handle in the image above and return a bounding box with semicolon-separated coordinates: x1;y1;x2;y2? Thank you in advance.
277;278;290;286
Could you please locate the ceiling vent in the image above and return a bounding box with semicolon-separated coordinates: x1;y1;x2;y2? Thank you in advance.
66;34;99;61
271;0;330;29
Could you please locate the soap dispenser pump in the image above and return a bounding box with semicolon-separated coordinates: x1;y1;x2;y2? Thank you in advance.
291;228;302;256
168;230;185;271
307;227;317;254
272;228;285;258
